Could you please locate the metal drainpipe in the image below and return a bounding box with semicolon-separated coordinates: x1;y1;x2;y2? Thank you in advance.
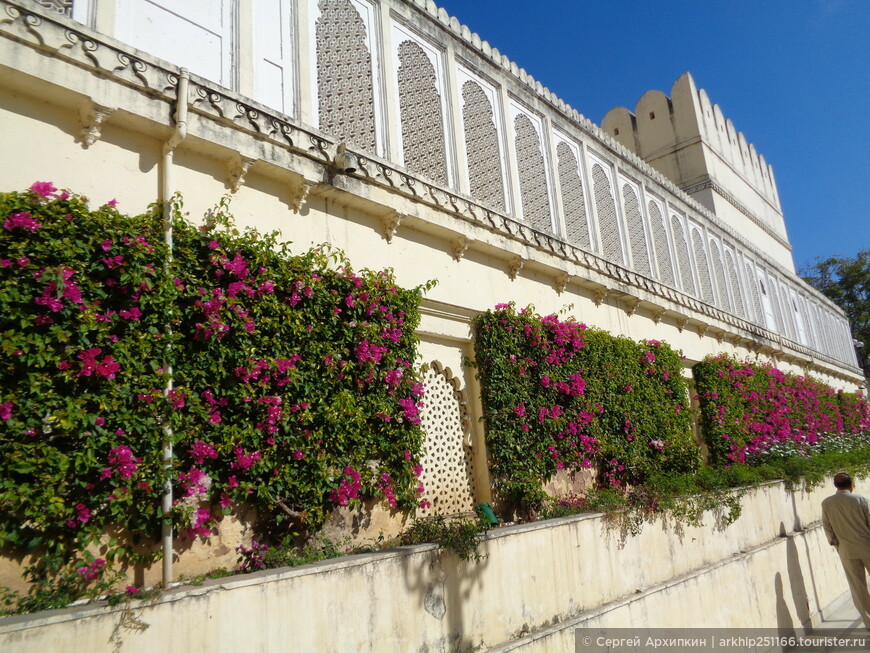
160;68;189;587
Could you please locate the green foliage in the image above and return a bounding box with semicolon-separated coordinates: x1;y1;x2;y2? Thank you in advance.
801;250;870;377
234;536;353;573
472;303;700;510
693;354;870;465
0;184;432;609
399;515;490;562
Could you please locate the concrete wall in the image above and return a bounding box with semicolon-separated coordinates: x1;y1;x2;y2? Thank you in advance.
0;480;850;652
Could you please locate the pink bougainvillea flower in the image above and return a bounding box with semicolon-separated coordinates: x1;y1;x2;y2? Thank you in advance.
29;181;57;198
0;401;12;422
189;440;218;465
107;198;118;207
3;212;42;232
75;503;91;524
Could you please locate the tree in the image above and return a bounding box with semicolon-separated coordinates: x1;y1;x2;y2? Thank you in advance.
801;250;870;379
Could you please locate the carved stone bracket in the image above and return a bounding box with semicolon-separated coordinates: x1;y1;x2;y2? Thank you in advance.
623;297;640;317
715;331;725;344
651;309;666;324
553;272;570;294
695;324;709;339
289;180;313;214
226;153;255;193
381;211;404;243
675;316;689;333
451;235;470;261
77;101;115;149
507;255;525;280
592;287;608;307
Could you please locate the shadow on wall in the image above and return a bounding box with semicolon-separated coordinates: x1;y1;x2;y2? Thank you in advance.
400;545;490;651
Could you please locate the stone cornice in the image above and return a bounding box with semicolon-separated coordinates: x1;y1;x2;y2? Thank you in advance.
0;0;860;380
681;179;791;251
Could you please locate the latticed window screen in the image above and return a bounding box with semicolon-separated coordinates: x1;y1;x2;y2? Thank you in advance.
691;229;715;305
461;81;505;212
724;249;745;318
648;201;675;286
514;114;553;233
592;164;624;264
556;142;591;249
746;262;764;326
316;0;377;153
36;0;73;16
774;281;794;340
769;279;785;336
621;184;651;276
416;363;476;517
397;40;448;186
671;216;695;295
708;239;731;312
781;285;797;340
799;297;816;349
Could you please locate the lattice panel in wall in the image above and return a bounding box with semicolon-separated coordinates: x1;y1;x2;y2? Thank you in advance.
622;184;652;276
36;0;73;16
398;40;448;186
709;239;731;312
592;164;624;264
691;228;715;305
648;201;675;286
781;286;797;341
416;362;476;517
724;249;745;318
316;0;377;153
746;262;764;326
769;280;786;338
514;114;552;233
671;216;695;295
556;142;591;249
462;81;505;212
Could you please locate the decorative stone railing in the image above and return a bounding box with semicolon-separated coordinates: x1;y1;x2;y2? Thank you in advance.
0;0;862;382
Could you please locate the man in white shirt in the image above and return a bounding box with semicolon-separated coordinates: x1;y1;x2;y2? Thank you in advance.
822;472;870;629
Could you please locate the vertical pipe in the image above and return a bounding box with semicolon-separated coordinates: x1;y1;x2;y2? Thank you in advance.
161;68;189;587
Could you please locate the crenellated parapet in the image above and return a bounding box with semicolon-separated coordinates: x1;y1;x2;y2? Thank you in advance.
603;73;791;271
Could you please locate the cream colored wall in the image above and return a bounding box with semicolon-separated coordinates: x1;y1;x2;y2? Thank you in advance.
0;480;851;652
1;0;861;387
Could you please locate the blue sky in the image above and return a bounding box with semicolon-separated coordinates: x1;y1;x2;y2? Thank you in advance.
435;0;869;272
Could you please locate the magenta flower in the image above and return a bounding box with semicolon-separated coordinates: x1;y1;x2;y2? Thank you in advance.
76;558;106;582
29;181;57;198
105;445;141;479
3;212;42;232
0;401;12;422
75;503;91;524
189;440;219;465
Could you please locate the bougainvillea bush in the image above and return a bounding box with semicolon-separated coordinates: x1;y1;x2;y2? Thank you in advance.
472;303;700;508
693;354;870;465
0;184;430;602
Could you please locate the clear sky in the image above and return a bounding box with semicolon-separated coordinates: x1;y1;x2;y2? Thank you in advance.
434;0;869;272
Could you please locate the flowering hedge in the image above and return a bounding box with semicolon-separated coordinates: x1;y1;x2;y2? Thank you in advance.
472;303;700;507
693;354;870;464
0;184;430;585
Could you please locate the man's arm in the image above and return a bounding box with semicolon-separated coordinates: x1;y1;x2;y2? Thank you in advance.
822;505;839;547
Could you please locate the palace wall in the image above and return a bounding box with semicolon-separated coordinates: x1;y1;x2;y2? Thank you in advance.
0;480;849;652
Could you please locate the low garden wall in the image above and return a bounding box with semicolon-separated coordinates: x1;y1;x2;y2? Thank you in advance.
0;479;848;653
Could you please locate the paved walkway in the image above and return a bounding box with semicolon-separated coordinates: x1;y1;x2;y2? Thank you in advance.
815;592;865;632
